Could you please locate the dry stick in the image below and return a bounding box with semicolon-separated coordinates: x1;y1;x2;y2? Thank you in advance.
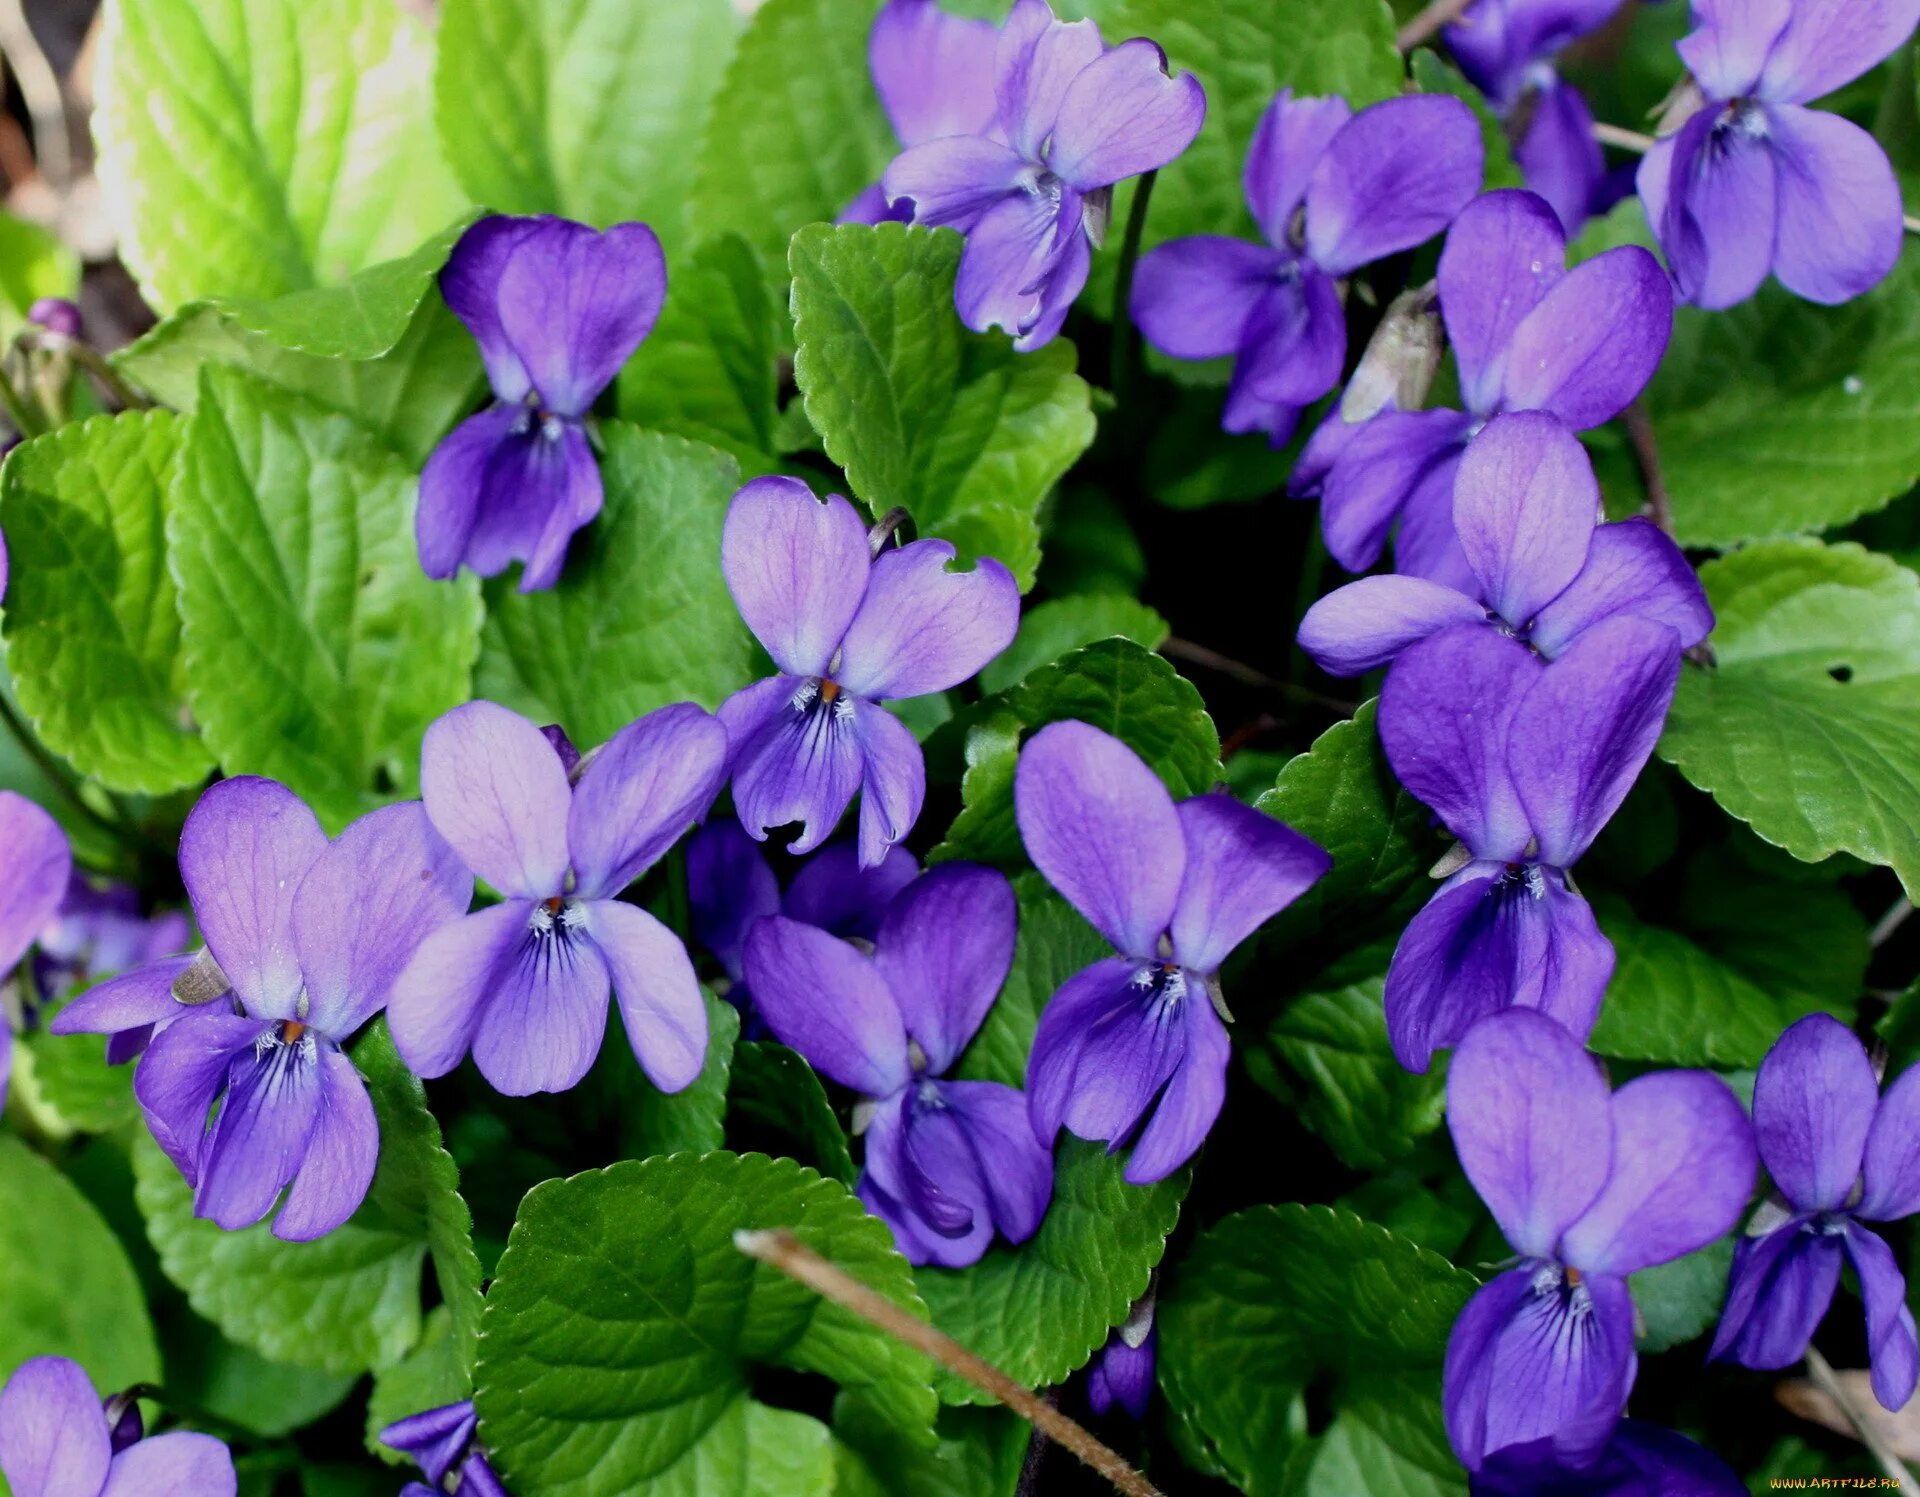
1396;0;1474;53
1871;896;1915;949
735;1230;1166;1497
1803;1346;1920;1494
1622;401;1677;541
1161;637;1354;716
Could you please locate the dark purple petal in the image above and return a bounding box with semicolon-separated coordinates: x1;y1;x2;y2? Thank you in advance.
587;900;708;1093
1445;0;1622;104
873;863;1016;1073
1444;1269;1536;1473
1014;720;1181;958
869;0;999;147
469;914;612;1096
1861;1061;1920;1220
1767;103;1903;305
993;0;1102;161
1753;1012;1878;1212
1453;411;1597;629
1642;110;1777;312
272;1045;378;1241
1391;447;1475;589
784;843;919;941
839;182;900;226
1130;236;1284;361
743;915;911;1096
509;422;604;593
1012;215;1092;353
49;957;191;1040
386;902;529;1081
686;819;780;983
1305;95;1483;277
1319;408;1473;573
1529;518;1715;659
1501;246;1673;428
882;137;1029;230
725;681;866;859
178;777;327;1020
454;1457;508;1497
421;701;572;899
1243;91;1351;248
194;1036;324;1231
0;1356;111;1497
1448;1008;1612;1259
939;1079;1054;1242
1123;990;1229;1183
1437;190;1566;416
1379;625;1543;861
1677;0;1791;99
1231;271;1346;409
1087;1326;1156;1420
723;478;871;679
1843;1222;1920;1411
134;1009;269;1183
1514;76;1608;234
1711;1221;1843;1370
1296;574;1484;678
1508;616;1683;868
1048;38;1206;192
1219;370;1303;448
441;216;542;401
0;793;68;975
416;405;519;582
836;540;1021;701
1472;1419;1746;1497
1024;956;1172;1147
861;1091;992;1266
1560;1070;1757;1275
100;1431;236;1497
1168;793;1328;973
850;699;926;868
381;1402;477;1486
1755;0;1920;104
568;703;728;900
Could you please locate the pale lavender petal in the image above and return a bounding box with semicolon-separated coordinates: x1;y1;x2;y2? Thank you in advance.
722;478;871;678
1755;0;1920;104
272;1045;378;1241
882;137;1030;230
1501;246;1673;428
1508;616;1682;867
994;0;1102;161
1753;1013;1878;1212
585;899;708;1093
784;844;918;940
1437;189;1566;416
1711;1222;1842;1370
1231;271;1346;409
1048;38;1206;191
1012;214;1092;353
1862;1061;1920;1220
1026;958;1184;1153
440;216;540;401
470;916;612;1096
1379;626;1543;861
1123;992;1228;1183
939;1079;1053;1241
386;903;529;1081
1646;109;1777;312
134;1009;268;1182
194;1037;323;1231
836;540;1020;701
1169;793;1328;974
512;422;604;593
178;777;326;1020
1677;0;1791;100
953;188;1078;345
1529;518;1715;659
416;405;520;582
873;863;1016;1074
1514;75;1608;234
0;792;68;973
1845;1222;1919;1411
1561;1070;1757;1275
1319;408;1473;573
101;1431;236;1497
1296;575;1484;678
49;956;192;1039
1305;95;1483;277
743;915;911;1095
1243;91;1352;248
869;0;999;147
1130;237;1284;361
726;681;866;858
1014;720;1182;958
1448;1007;1612;1258
568;703;728;899
1453;411;1597;628
1767;103;1903;305
293;803;473;1038
0;1357;110;1497
420;701;572;899
852;699;926;869
686;819;779;982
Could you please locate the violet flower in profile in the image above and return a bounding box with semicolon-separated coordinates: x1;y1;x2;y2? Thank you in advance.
0;790;70;1115
1379;617;1680;1072
744;863;1052;1266
719;477;1018;868
1016;721;1329;1182
1292;188;1670;581
1131;90;1481;445
1710;1013;1920;1411
0;1355;235;1497
418;213;666;591
388;700;725;1098
883;0;1206;350
117;779;469;1240
1639;0;1920;309
1299;412;1711;675
1471;1419;1745;1495
843;0;999;225
381;1400;506;1497
1444;1009;1755;1472
1087;1298;1156;1419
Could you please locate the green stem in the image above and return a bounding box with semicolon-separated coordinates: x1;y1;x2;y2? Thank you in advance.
1108;169;1158;408
16;330;151;412
0;359;44;441
0;691;143;855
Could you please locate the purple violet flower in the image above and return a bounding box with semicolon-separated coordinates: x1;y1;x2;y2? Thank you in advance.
1131;91;1482;446
743;863;1053;1267
1710;1013;1920;1411
1469;1420;1746;1495
718;477;1019;868
1299;411;1711;675
1015;721;1330;1182
882;0;1206;350
381;1400;507;1497
109;778;471;1240
1638;0;1920;310
1378;617;1681;1072
387;700;726;1098
418;214;667;592
26;297;82;339
1086;1298;1156;1419
1443;1009;1756;1472
1291;188;1671;581
0;790;70;1116
0;1356;235;1497
38;878;192;1069
843;0;1000;225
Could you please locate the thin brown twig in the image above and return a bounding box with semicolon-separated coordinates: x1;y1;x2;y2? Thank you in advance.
1161;637;1354;716
1622;401;1676;540
1803;1347;1919;1494
735;1230;1165;1497
1397;0;1474;53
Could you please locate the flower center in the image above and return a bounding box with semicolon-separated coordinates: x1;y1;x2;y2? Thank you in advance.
1131;962;1188;1023
791;677;854;719
1494;863;1548;900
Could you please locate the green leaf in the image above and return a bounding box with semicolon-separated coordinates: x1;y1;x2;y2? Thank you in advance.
790;223;1097;588
935;638;1221;866
474;1152;936;1495
0;412;211;794
96;0;468;315
1657;539;1920;896
0;211;79;337
1410;52;1524;191
114;295;485;467
1630;1236;1735;1355
435;0;741;250
474;425;754;746
1303;1405;1468;1497
20;986;140;1134
1160;1204;1477;1493
1244;978;1448;1171
165;1324;359;1440
834;1407;1028;1497
0;1135;160;1388
618;992;740;1158
1648;252;1920;547
978;595;1170;694
915;1139;1188;1406
366;1307;469;1462
169;367;482;831
725;1041;858;1188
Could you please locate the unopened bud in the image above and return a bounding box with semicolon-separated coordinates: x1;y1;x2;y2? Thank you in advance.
541;724;581;777
1340;283;1444;424
27;297;81;339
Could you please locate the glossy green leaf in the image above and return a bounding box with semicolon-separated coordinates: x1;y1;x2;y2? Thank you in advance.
978;595;1170;695
0;211;79;337
725;1042;857;1188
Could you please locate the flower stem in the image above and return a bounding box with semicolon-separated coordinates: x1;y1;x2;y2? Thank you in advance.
18;330;152;412
1108;169;1158;409
1396;0;1473;53
0;359;44;441
0;689;147;857
735;1229;1167;1497
1803;1346;1919;1493
1162;636;1355;716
